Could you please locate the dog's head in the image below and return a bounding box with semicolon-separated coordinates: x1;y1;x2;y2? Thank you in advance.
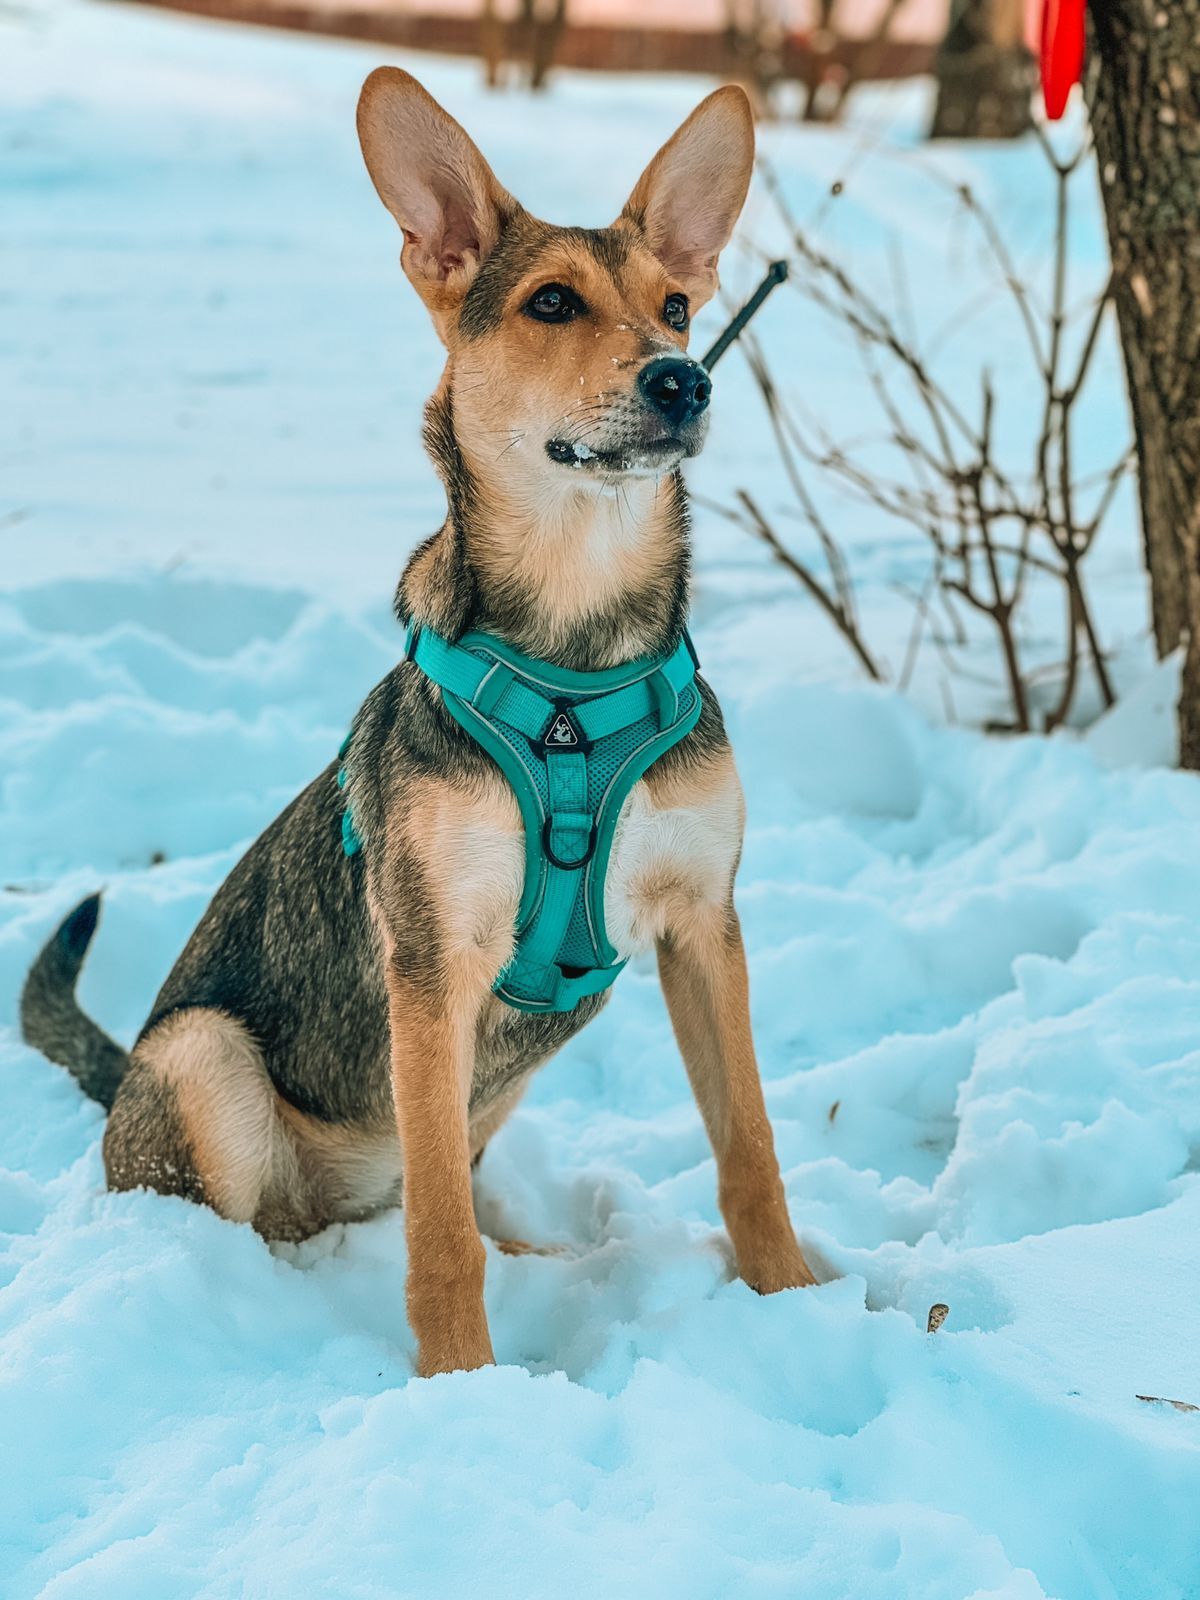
357;70;753;489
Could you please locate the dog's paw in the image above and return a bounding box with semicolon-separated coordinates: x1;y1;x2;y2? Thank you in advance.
741;1241;819;1294
416;1335;496;1378
413;1300;496;1378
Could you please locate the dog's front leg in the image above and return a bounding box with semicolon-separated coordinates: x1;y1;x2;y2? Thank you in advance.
386;964;495;1376
657;899;816;1293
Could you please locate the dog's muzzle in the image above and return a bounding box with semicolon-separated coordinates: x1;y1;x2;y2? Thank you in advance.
545;356;713;477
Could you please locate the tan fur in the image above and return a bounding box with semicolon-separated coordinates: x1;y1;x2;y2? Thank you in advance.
386;965;495;1376
379;770;525;1000
132;1009;280;1224
657;902;817;1292
447;247;691;663
492;1238;570;1258
463;476;680;662
275;1105;404;1227
452;243;681;452
607;747;745;954
357;68;517;337
620;85;755;305
128;1009;409;1240
467;1071;532;1162
372;778;524;1374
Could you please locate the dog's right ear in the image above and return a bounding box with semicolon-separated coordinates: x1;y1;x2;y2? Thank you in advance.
357;68;515;337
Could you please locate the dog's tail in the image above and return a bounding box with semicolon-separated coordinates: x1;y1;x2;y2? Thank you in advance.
20;894;129;1110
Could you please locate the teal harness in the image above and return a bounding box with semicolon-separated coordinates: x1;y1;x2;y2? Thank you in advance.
341;621;702;1013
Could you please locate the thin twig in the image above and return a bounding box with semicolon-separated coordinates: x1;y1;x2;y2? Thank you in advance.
731;488;885;683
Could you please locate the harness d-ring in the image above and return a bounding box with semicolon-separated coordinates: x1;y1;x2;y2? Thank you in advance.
542;817;597;871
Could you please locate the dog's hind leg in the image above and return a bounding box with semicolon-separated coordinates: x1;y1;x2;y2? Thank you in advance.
104;1007;310;1238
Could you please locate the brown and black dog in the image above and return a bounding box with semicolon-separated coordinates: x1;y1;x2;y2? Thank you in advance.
21;69;816;1377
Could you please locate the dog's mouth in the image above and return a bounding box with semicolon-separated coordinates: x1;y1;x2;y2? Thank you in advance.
544;430;697;480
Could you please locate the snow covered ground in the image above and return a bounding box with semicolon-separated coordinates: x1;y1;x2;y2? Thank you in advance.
3;3;1199;1597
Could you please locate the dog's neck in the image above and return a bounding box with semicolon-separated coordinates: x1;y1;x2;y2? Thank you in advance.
396;388;690;672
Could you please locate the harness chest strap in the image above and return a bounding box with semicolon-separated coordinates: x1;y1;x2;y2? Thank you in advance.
340;621;702;1013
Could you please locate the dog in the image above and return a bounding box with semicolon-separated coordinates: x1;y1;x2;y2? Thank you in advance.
21;68;816;1378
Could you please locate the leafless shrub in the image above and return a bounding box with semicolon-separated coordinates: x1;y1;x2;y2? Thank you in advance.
713;134;1132;732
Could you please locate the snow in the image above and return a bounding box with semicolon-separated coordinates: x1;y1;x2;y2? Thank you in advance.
1085;650;1184;771
3;2;1199;1597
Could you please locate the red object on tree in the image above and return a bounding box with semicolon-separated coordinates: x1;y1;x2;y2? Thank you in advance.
1040;0;1086;119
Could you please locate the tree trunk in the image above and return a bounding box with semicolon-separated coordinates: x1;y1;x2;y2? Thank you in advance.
1086;0;1200;767
929;0;1033;139
529;0;568;88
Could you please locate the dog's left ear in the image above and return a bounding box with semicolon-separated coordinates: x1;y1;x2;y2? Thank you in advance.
618;86;755;310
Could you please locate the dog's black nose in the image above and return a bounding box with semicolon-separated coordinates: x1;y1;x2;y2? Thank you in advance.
638;357;711;428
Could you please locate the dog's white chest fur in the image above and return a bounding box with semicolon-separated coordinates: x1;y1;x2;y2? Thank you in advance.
603;773;742;957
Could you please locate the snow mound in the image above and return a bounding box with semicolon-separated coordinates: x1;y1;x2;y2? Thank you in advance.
4;569;1200;1600
1085;649;1184;770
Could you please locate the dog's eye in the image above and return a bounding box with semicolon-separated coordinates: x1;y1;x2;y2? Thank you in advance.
663;293;689;331
524;284;582;324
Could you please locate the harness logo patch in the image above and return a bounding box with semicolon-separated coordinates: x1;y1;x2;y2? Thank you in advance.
545;711;581;748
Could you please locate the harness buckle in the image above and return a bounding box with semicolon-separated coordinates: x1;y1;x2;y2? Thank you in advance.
542;816;596;871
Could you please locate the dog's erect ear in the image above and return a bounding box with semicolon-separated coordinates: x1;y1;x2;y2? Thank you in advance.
618;86;754;310
357;68;515;332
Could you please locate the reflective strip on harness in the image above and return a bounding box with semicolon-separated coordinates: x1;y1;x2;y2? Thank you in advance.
341;621;703;1013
